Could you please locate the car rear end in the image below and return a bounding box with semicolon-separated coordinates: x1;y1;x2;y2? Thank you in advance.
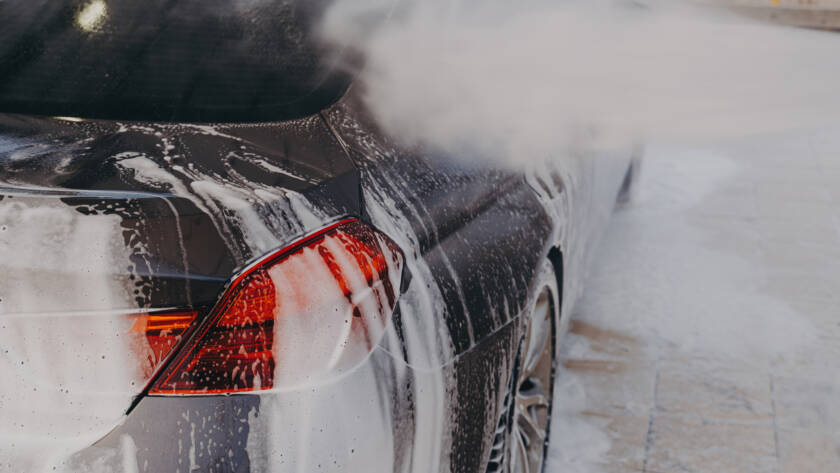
0;108;420;471
0;1;419;470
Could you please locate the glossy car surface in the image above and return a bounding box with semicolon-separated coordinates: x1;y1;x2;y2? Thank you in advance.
0;1;634;472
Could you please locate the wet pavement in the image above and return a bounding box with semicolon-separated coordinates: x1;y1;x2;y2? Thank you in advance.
546;129;840;473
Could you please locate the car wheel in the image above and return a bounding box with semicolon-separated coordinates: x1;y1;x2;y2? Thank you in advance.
486;263;559;473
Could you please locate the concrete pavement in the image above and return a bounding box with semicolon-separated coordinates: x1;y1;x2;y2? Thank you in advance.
546;129;840;473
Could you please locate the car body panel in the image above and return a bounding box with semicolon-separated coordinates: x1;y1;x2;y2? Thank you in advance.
0;87;631;472
0;113;359;308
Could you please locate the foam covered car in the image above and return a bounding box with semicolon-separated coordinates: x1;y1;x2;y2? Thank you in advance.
0;1;636;472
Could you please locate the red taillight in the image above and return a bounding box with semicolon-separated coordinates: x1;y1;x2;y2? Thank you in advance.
147;218;404;394
131;310;198;378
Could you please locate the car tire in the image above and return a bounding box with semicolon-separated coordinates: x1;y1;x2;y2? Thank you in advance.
487;262;560;473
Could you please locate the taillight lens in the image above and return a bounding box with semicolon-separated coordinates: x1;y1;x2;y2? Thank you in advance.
148;218;404;394
131;310;198;378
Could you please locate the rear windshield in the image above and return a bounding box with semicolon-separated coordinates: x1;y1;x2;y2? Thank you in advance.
0;0;350;122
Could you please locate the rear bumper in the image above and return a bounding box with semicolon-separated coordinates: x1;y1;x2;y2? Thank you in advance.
65;347;416;473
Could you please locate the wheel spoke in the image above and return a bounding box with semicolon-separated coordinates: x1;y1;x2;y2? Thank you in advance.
517;403;546;443
513;426;531;473
517;386;548;413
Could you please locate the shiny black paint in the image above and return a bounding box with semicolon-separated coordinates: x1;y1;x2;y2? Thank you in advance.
0;88;560;472
0;113;360;309
327;96;552;357
0;0;352;122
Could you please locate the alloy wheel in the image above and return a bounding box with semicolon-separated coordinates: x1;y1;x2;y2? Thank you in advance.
508;286;555;473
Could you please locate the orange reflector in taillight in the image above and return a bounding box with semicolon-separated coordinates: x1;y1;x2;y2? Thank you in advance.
131;310;199;379
148;218;404;395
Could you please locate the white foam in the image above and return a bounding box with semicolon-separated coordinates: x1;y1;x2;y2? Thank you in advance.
0;198;143;472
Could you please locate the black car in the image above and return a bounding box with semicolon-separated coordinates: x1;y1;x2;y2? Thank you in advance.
0;1;635;472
